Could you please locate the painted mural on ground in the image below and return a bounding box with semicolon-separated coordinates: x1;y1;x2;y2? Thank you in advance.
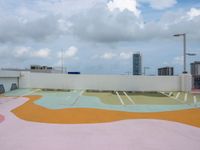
1;96;200;150
32;90;200;112
11;96;200;127
2;89;200;127
84;91;183;105
1;117;200;150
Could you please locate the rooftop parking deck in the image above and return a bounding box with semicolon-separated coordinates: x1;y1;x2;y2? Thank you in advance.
1;88;200;150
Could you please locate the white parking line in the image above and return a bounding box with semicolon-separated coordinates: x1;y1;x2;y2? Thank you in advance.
116;91;125;105
169;92;173;97
123;91;135;104
160;91;197;106
159;92;175;99
193;96;197;105
72;90;84;106
184;93;188;102
175;92;180;99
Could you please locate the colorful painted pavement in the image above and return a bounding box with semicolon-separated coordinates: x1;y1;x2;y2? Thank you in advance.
1;89;200;150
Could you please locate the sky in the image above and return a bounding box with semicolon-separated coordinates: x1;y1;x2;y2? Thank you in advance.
0;0;200;75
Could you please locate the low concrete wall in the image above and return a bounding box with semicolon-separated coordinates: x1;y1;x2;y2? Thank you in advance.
0;70;20;78
19;72;182;92
180;74;192;92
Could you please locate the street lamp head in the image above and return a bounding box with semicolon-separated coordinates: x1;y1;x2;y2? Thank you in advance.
173;34;181;37
173;33;186;37
186;53;197;56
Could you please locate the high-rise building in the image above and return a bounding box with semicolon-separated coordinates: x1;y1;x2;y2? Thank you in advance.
132;53;142;75
191;61;200;89
158;67;174;76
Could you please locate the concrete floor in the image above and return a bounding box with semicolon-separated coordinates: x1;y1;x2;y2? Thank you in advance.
1;96;200;150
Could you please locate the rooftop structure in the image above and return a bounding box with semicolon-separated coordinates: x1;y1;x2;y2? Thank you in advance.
191;61;200;89
191;61;200;76
30;65;53;73
158;67;174;76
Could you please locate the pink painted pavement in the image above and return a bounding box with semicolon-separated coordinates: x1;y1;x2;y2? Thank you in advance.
0;114;4;123
0;97;200;150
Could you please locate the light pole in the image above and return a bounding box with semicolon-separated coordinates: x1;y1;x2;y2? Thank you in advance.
173;33;187;74
173;33;197;74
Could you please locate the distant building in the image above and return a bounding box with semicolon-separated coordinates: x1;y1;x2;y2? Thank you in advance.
68;72;81;75
191;61;200;89
158;67;174;76
30;65;53;73
132;53;142;75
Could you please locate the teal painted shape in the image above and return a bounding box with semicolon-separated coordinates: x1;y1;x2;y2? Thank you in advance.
5;89;199;112
4;89;34;97
33;91;199;112
34;90;83;109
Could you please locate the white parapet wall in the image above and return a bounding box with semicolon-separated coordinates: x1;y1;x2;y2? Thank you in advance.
19;72;184;92
180;73;192;92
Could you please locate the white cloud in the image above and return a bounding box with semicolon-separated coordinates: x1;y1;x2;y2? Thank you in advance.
107;0;140;17
101;52;116;59
14;47;31;57
173;56;183;65
71;5;143;43
58;19;73;32
0;0;199;74
0;0;199;44
119;52;132;59
91;54;99;60
140;0;177;10
187;8;200;20
0;14;60;43
0;45;52;69
58;46;78;58
65;46;78;58
93;51;133;60
32;48;51;58
72;5;200;42
36;0;99;17
13;47;51;59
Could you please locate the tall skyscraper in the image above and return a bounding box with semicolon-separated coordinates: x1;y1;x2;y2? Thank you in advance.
132;53;142;75
191;61;200;89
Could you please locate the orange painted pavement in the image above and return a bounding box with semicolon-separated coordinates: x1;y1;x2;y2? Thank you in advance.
11;96;200;127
